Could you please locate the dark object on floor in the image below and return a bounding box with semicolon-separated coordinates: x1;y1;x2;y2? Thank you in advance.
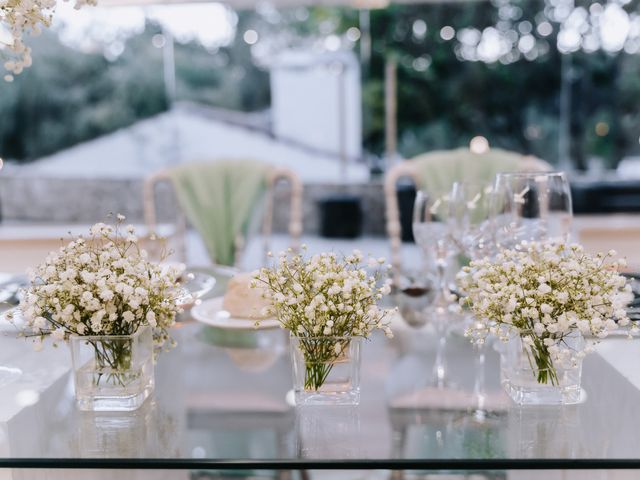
318;195;362;238
397;185;416;242
572;180;640;213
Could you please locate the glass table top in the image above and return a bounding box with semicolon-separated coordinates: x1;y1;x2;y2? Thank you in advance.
1;272;640;471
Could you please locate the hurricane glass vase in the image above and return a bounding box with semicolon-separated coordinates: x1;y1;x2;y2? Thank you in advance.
69;325;154;411
290;336;361;406
500;330;584;405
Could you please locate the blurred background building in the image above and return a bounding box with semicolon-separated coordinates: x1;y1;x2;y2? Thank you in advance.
2;0;640;235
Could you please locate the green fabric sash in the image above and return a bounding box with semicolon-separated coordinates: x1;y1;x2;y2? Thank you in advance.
168;160;271;266
412;147;526;197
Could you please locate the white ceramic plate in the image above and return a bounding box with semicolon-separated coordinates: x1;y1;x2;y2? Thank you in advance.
176;269;217;309
0;274;27;306
191;297;280;330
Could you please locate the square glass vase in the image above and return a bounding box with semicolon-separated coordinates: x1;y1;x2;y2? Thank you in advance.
69;325;155;412
500;330;584;406
290;336;361;406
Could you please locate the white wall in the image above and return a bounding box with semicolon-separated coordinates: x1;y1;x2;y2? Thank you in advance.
270;50;362;164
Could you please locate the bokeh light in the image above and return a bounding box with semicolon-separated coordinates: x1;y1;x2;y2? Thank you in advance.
413;19;427;40
324;35;341;51
470;136;490;154
346;27;361;42
440;26;455;41
151;33;166;49
243;29;259;45
595;122;610;137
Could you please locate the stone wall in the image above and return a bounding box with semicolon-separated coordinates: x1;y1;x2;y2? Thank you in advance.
0;175;388;236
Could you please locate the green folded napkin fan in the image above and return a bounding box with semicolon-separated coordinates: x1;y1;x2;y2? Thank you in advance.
412;147;527;198
168;159;272;266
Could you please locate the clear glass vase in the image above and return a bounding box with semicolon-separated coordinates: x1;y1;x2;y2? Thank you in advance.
77;400;160;457
290;336;361;406
500;330;584;406
69;325;155;412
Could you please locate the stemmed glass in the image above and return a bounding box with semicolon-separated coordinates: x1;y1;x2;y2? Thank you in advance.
455;171;571;419
449;182;496;261
412;189;458;388
412;190;458;306
449;181;496;420
492;172;573;250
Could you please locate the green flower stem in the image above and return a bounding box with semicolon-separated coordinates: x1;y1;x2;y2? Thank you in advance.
299;337;351;391
523;336;559;386
304;362;334;391
89;339;135;388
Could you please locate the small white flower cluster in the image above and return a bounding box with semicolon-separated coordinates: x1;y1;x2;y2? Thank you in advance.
254;247;393;340
1;0;96;81
457;241;633;382
19;215;183;350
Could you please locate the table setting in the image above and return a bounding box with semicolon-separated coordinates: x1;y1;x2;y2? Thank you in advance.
1;171;640;475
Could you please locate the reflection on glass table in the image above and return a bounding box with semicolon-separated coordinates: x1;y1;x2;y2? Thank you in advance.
2;291;640;472
0;274;28;390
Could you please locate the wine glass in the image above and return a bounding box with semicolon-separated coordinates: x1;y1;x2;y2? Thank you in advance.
449;181;498;419
449;182;496;261
412;190;457;305
491;172;573;250
412;189;458;388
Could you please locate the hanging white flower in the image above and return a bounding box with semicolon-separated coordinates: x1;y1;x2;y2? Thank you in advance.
1;0;97;81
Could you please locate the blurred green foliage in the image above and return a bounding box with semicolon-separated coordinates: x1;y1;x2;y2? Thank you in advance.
0;16;269;162
359;3;640;168
269;1;640;168
0;26;167;160
1;2;640;169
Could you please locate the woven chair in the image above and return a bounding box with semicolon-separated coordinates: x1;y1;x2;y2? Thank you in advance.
383;148;552;281
143;162;303;267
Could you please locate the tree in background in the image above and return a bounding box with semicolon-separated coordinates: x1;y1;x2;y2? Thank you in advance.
360;1;640;168
1;0;640;170
0;17;270;162
0;26;166;161
249;0;640;168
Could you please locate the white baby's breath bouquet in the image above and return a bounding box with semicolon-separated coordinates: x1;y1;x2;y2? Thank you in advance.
18;215;184;362
1;0;97;81
457;241;633;385
253;247;393;391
